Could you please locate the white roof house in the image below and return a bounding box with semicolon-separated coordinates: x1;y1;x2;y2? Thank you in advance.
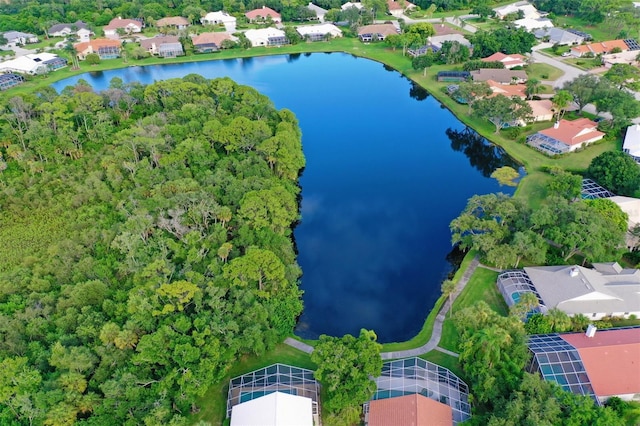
514;17;553;31
201;11;237;32
534;27;584;45
1;31;39;46
230;392;313;426
0;53;64;75
623;124;640;163
499;263;640;320
429;34;472;49
245;28;287;47
494;1;540;19
297;23;342;40
341;1;364;10
307;2;327;21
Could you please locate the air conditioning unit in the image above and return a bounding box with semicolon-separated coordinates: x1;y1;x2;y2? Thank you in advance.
586;324;597;338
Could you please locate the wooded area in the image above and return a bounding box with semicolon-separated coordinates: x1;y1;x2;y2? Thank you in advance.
0;75;306;425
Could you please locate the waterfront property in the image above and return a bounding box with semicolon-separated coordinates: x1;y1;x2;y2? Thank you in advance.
245;28;287;47
471;68;527;84
525;99;554;123
74;39;122;60
497;263;640;320
358;24;398;42
623;124;640;163
226;364;319;425
526;118;604;155
0;73;24;90
140;36;184;58
527;327;640;403
365;357;471;424
0;53;66;75
192;32;234;53
296;24;342;41
429;34;471;50
437;71;470;82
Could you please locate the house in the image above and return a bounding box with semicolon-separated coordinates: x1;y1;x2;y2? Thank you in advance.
623;124;640;163
570;39;630;57
155;16;190;30
437;71;470;82
76;28;92;42
191;32;234;53
245;28;287;47
104;17;143;37
602;50;640;68
0;53;66;75
140;36;184;57
526;118;604;154
493;1;540;19
296;23;342;41
1;31;39;47
527;327;640;403
357;24;398;42
341;1;364;10
231;392;313;426
481;52;527;68
429;34;471;50
470;68;527;84
367;357;471;424
526;99;554;122
366;394;453;426
74;38;122;60
387;0;416;17
201;11;237;32
487;80;527;99
0;73;24;90
534;27;584;45
226;364;320;425
48;20;89;37
307;3;327;22
514;17;553;31
245;6;281;23
497;262;640;320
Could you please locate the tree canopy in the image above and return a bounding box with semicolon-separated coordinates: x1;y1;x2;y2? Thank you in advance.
0;76;306;425
588;150;640;197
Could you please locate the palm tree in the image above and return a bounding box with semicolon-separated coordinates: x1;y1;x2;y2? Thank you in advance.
441;279;457;317
64;42;80;70
552;89;573;121
546;308;571;332
525;78;542;99
509;292;538;320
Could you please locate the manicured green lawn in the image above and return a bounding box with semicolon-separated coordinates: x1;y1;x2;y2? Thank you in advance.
564;57;604;71
439;267;507;352
552;15;625;43
421;350;465;382
526;62;564;81
191;344;315;426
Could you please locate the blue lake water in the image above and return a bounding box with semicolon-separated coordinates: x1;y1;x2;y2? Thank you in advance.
52;53;518;342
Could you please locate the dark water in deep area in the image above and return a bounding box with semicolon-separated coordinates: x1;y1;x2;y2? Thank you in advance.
52;52;519;342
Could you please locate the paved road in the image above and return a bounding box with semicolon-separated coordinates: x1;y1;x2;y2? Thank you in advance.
396;13;479;33
284;256;481;360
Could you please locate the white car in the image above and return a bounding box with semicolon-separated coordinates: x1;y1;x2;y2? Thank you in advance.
561;52;571;57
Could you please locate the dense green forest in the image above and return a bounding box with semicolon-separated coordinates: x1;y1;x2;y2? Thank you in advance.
0;75;306;425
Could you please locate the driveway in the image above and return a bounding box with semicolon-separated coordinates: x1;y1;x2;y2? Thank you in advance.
530;44;587;88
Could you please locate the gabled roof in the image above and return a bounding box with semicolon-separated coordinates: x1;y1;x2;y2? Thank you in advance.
537;118;604;146
230;392;313;426
297;23;342;36
104;17;142;30
202;11;237;23
74;38;122;53
245;6;281;20
560;328;640;398
471;68;528;82
156;16;189;27
307;2;327;15
493;1;540;19
528;99;554;117
140;35;180;49
357;23;398;37
2;31;37;41
341;1;364;9
487;80;527;99
571;39;629;55
482;52;526;66
48;20;88;33
514;17;553;30
368;394;453;426
624;124;640;157
387;0;415;11
535;28;584;44
523;263;640;315
191;32;233;46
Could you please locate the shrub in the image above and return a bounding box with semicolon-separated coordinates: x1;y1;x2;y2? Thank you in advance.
86;53;101;65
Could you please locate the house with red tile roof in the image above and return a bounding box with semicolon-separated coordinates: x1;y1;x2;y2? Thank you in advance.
74;38;122;60
245;6;281;23
367;394;453;426
387;0;416;17
487;79;527;99
191;32;235;53
155;16;190;30
481;52;527;69
104;17;143;37
570;39;630;57
526;118;604;154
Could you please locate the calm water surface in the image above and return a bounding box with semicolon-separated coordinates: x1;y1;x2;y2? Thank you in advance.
52;53;518;342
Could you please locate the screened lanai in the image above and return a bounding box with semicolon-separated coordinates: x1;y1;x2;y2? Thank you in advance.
226;363;319;418
496;270;544;311
369;357;471;424
581;178;614;199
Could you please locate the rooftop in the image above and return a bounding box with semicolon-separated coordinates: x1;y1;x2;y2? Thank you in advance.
624;124;640;158
471;68;528;82
230;391;313;426
571;39;629;54
191;32;233;46
140;35;180;49
74;38;122;53
538;118;603;146
357;23;398;36
156;16;189;26
246;6;281;19
368;393;453;426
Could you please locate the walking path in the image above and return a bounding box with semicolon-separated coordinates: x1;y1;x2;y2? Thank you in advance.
284;256;481;360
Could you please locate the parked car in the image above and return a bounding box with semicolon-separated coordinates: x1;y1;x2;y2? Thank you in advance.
561;52;571;57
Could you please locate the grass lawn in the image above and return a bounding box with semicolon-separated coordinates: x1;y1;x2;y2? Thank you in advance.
552;15;626;42
22;37;65;50
526;62;564;81
564;57;603;71
439;267;507;352
190;344;315;426
421;350;465;381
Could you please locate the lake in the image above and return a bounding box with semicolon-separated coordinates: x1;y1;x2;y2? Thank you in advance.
52;52;519;343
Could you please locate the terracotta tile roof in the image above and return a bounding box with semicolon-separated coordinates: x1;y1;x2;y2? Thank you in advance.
74;38;121;53
245;6;281;20
571;39;629;55
368;394;453;426
191;32;232;46
538;118;604;146
487;80;527;99
528;99;553;117
156;16;189;27
140;35;180;49
387;0;414;10
104;17;142;30
482;52;526;67
357;23;398;37
561;328;640;398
